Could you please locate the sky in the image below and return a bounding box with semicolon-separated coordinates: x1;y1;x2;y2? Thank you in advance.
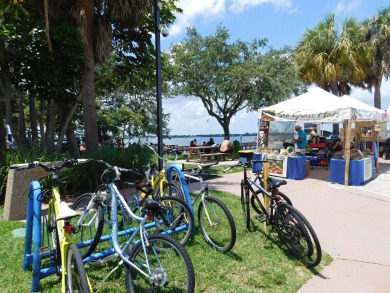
159;0;390;136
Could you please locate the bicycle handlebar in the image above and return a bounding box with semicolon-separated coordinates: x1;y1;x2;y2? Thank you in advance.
10;159;90;172
223;159;269;173
87;158;142;178
144;144;178;163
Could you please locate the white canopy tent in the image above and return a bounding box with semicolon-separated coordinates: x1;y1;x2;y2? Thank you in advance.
258;87;389;185
259;88;388;123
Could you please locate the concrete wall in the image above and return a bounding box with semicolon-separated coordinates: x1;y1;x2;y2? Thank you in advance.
3;168;50;221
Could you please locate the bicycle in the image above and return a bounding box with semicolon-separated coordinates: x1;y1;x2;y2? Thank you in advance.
180;161;237;253
73;159;196;292
223;158;322;267
71;168;194;258
12;159;91;292
142;145;185;202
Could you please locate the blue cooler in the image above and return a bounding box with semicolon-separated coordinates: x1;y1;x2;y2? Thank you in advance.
252;153;262;173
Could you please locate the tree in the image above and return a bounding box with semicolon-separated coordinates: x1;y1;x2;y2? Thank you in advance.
167;25;301;138
294;14;371;134
364;5;390;110
51;0;181;152
294;14;371;96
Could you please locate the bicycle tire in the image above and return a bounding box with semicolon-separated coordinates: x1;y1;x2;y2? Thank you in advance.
71;193;105;259
198;195;237;253
66;243;90;292
125;234;195;293
48;203;61;273
161;182;185;202
151;196;194;246
274;204;322;267
240;179;251;230
251;190;292;216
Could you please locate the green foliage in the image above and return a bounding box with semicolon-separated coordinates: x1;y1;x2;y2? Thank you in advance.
167;25;301;136
58;144;154;196
0;145;154;203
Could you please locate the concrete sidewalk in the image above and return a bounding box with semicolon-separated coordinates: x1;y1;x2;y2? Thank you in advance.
204;159;390;293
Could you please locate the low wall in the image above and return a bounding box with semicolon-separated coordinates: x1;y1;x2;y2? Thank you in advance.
3;167;50;221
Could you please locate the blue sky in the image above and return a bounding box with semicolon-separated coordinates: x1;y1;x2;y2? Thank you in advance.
160;0;390;136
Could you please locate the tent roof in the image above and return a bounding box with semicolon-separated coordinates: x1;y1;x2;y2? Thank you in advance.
259;88;388;123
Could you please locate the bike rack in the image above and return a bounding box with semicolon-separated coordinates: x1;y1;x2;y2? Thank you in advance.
166;164;194;214
23;178;192;288
23;181;57;292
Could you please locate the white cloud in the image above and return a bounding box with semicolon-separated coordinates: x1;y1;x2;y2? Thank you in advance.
334;0;362;15
230;0;293;13
169;0;295;37
169;0;226;37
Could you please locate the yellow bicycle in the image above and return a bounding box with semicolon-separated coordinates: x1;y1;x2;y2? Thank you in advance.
15;159;91;292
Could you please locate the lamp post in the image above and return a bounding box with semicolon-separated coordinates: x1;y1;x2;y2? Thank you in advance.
154;0;164;170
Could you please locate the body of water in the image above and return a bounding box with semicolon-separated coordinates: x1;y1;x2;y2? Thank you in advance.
126;135;257;147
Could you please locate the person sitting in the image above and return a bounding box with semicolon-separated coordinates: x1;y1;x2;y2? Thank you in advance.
220;137;235;160
205;138;215;153
332;138;343;152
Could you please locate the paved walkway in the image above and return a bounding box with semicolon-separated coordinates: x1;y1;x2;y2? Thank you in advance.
194;158;390;293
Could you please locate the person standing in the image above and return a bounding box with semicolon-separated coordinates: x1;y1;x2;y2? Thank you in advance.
309;127;317;142
293;125;307;154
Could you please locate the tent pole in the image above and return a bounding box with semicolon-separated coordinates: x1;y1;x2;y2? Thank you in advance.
344;119;351;186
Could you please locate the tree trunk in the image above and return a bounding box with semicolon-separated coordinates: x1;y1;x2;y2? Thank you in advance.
17;89;26;149
374;75;382;110
29;95;38;148
329;80;340;135
45;99;55;151
56;102;78;153
66;123;80;158
0;99;6;151
82;0;99;152
39;100;46;147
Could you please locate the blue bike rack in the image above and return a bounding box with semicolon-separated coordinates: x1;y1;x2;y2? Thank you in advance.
166;164;194;214
23;181;56;292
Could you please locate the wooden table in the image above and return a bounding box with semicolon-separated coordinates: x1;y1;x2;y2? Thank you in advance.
186;146;220;162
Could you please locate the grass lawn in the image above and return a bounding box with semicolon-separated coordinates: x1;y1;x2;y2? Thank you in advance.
0;189;332;292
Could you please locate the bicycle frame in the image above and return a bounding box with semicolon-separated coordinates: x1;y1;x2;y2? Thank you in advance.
48;185;78;292
89;167;175;290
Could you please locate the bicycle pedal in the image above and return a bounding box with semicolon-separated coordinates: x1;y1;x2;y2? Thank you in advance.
255;214;266;222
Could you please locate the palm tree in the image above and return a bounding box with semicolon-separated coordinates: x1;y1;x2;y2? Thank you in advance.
68;1;150;151
295;14;370;95
294;14;371;133
363;5;390;110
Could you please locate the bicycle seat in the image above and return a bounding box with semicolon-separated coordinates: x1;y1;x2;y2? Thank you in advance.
266;177;287;189
143;199;161;214
57;201;80;221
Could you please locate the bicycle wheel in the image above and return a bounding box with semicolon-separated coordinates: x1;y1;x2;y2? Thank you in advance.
71;193;105;259
240;180;251;230
66;244;90;292
48;203;61;272
151;196;194;246
274;204;322;267
161;182;185;202
251;190;292;216
198;195;236;253
125;234;195;293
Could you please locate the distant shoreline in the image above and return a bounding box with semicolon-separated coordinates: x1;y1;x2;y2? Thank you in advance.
147;133;257;139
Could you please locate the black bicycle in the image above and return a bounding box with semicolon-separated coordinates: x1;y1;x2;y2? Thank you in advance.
224;159;322;267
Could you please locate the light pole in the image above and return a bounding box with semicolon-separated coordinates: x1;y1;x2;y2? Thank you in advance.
154;0;164;171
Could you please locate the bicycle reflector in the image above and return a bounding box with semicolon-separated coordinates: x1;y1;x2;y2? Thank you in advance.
64;222;73;234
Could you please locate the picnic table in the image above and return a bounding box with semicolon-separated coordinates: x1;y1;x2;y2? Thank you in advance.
186;146;226;162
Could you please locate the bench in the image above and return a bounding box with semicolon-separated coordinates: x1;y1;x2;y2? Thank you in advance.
200;152;227;163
